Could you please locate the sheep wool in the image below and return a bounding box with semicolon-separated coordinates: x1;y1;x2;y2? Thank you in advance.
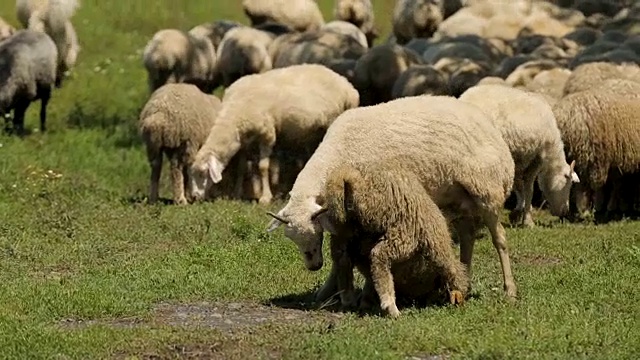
318;162;469;318
333;0;377;47
139;83;222;205
266;95;517;303
552;90;640;218
242;0;325;32
0;16;16;42
190;64;360;205
0;29;57;135
459;84;579;227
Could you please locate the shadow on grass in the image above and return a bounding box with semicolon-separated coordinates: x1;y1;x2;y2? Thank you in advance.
265;287;481;318
121;193;174;206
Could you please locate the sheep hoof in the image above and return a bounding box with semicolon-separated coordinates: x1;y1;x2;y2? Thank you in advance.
449;290;465;305
383;304;401;319
258;195;272;205
175;197;189;206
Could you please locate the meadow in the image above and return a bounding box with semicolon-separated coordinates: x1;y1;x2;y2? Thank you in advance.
0;1;639;359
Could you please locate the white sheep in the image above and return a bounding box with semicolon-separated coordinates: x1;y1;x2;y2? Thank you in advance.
459;84;580;227
242;0;325;32
189;64;360;205
321;20;368;49
139;83;222;205
142;26;217;93
317;161;469;317
333;0;378;47
562;61;640;96
0;16;16;42
0;29;57;136
266;95;517;302
16;0;80;87
213;26;274;89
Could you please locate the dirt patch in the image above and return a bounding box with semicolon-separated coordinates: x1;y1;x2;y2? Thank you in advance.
151;301;344;331
59;300;345;332
518;254;564;266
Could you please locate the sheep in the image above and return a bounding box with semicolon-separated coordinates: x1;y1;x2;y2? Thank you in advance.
142;27;217;93
352;43;424;106
139;84;222;205
265;95;517;303
16;0;81;87
524;68;572;104
444;59;491;97
552;90;640;222
0;16;16;42
0;30;57;136
189;64;360;205
315;162;469;317
503;59;561;88
333;0;378;47
213;26;274;89
193;20;242;50
242;0;325;32
562;61;640;96
391;64;448;98
393;0;462;44
321;20;368;49
459;84;580;227
270;25;368;69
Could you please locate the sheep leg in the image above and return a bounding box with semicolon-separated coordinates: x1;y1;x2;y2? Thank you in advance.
39;87;51;133
520;174;537;228
481;209;517;299
429;236;470;305
573;183;592;218
257;144;274;205
508;182;525;226
234;151;248;200
169;154;188;205
356;265;378;311
330;238;357;309
369;237;401;318
147;150;163;204
12;101;29;137
456;217;477;281
314;264;339;303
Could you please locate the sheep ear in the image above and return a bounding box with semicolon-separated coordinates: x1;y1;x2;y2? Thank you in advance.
207;155;224;184
568;160;580;183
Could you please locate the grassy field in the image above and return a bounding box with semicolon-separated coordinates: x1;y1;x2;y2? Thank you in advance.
0;1;639;359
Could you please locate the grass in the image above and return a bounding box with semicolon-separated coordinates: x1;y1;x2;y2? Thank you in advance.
0;1;639;359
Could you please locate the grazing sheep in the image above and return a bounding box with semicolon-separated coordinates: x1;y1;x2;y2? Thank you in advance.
315;162;469;317
562;61;640;96
266;95;517;302
322;20;368;49
142;27;217;93
444;59;490;97
194;20;242;50
324;58;357;84
0;29;57;135
242;0;324;32
460;84;580;227
16;0;81;87
391;64;448;98
190;64;360;205
353;43;424;105
139;84;222;205
393;0;462;44
333;0;378;47
0;16;16;41
213;26;274;89
525;68;572;104
271;25;367;69
552;90;640;221
504;59;561;88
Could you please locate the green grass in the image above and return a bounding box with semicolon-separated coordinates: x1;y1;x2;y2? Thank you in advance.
0;1;639;359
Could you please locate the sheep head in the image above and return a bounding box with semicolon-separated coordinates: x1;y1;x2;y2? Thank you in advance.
266;198;326;271
188;154;225;201
538;159;580;217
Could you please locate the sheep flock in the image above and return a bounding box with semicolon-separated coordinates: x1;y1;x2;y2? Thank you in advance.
2;0;640;318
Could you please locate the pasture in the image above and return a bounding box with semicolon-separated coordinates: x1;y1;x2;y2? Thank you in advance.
0;1;639;359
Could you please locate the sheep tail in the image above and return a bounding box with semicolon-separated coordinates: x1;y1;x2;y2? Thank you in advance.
139;112;165;152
